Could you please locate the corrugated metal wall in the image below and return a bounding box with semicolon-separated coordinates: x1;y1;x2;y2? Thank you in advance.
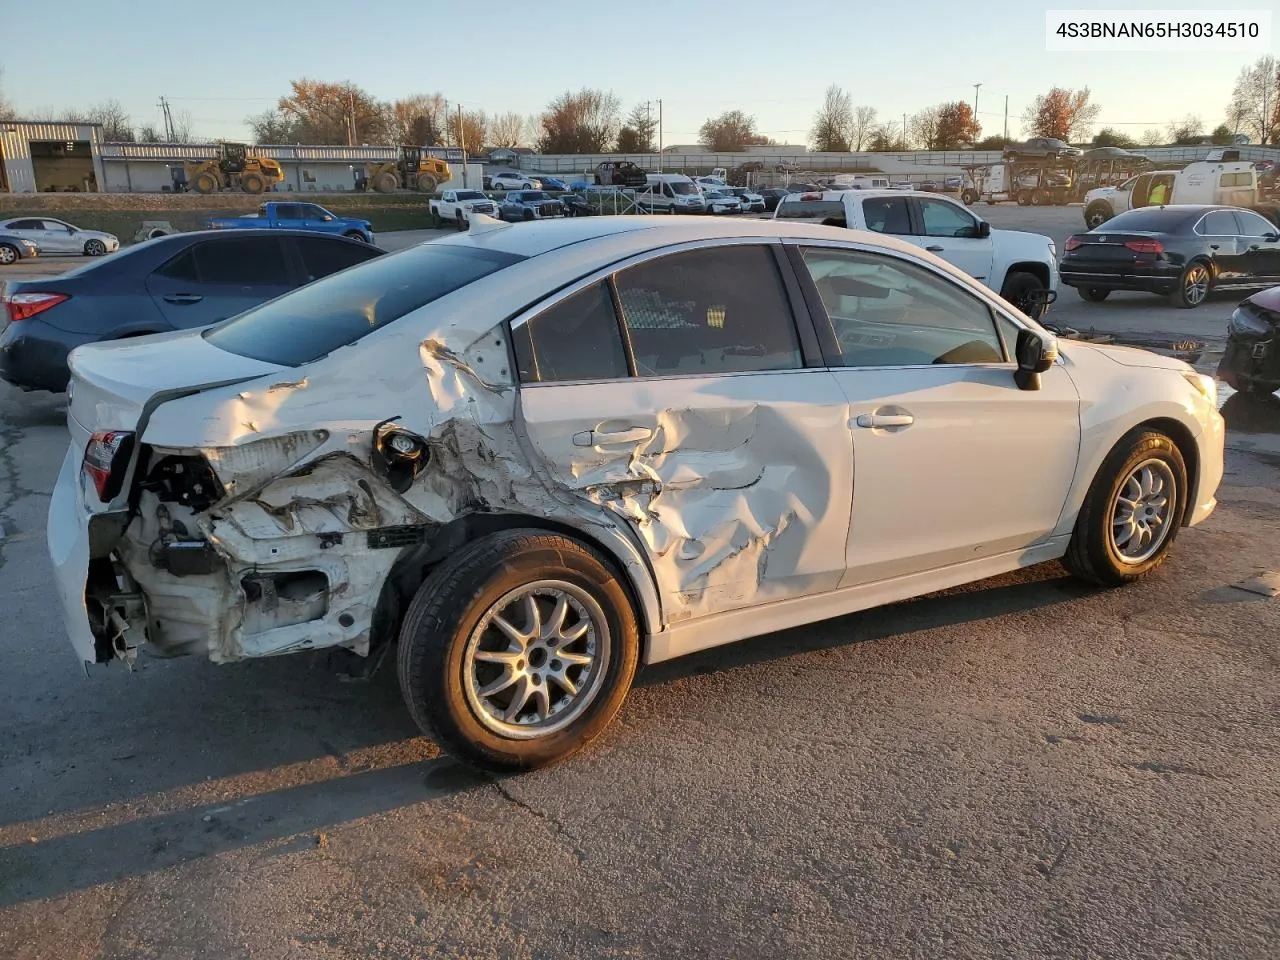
1;122;105;193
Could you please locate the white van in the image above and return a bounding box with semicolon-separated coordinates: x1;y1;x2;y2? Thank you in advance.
639;174;707;214
829;175;890;191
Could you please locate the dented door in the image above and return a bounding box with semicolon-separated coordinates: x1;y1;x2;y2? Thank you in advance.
518;372;853;623
513;241;854;625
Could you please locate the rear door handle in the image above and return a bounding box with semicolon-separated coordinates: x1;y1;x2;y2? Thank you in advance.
853;414;914;428
925;245;945;252
164;294;204;304
573;426;653;447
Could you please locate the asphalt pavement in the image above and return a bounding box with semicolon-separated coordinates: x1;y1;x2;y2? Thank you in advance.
2;214;1279;959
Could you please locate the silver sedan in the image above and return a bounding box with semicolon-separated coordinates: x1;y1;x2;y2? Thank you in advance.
0;217;119;257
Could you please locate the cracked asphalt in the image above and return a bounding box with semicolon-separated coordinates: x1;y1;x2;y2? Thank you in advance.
2;217;1280;959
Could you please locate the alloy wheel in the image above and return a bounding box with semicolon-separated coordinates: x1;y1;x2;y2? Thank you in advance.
1110;459;1176;563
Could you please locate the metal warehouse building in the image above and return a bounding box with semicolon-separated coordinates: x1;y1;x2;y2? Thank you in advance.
0;121;108;193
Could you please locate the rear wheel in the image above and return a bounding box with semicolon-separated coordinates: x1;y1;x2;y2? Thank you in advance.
241;172;266;194
396;530;640;772
1016;191;1031;206
431;210;442;228
1078;287;1111;302
456;211;467;231
960;189;978;205
375;172;398;193
1247;381;1280;399
417;176;437;193
1168;261;1210;309
1030;190;1046;206
1063;429;1186;586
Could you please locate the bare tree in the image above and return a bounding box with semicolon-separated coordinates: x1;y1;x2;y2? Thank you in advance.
0;66;14;120
616;102;657;153
490;110;526;148
909;106;942;150
448;108;488;151
1021;87;1101;141
82;99;134;141
538;88;622;154
136;124;165;143
170;109;196;143
1226;55;1279;144
1166;115;1205;145
386;93;446;145
524;114;542;148
247;109;301;143
851;106;877;151
1141;128;1164;147
810;84;853;152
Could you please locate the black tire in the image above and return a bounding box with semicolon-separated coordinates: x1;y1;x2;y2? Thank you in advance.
522;209;535;221
1246;381;1279;399
960;189;977;205
1030;190;1045;207
1000;270;1047;316
1063;429;1187;586
375;172;398;194
431;211;442;228
83;239;107;256
1085;204;1111;229
0;243;19;266
241;172;266;195
193;172;219;195
343;230;367;242
1078;287;1111;302
396;529;640;772
1168;260;1211;309
1016;191;1031;206
456;211;467;231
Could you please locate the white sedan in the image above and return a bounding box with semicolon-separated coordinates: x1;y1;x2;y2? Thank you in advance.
0;217;119;256
490;172;540;190
49;216;1224;772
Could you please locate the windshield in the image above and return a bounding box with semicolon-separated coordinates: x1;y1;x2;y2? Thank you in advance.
670;181;698;195
204;244;525;366
518;191;547;201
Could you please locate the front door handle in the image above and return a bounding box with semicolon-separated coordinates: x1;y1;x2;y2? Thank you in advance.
572;426;653;447
925;245;945;252
854;413;914;429
1209;244;1220;250
164;294;204;304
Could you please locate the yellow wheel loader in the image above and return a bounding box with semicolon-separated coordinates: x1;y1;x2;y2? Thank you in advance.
185;143;286;195
365;146;452;193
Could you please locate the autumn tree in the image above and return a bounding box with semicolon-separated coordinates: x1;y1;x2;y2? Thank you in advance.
538;88;621;154
276;79;386;145
699;110;764;151
1091;127;1137;148
489;110;526;148
386;94;446;146
934;101;981;148
447;108;488;150
851;106;877;151
1021;86;1100;141
810;84;853;152
1166;115;1205;145
1225;55;1279;145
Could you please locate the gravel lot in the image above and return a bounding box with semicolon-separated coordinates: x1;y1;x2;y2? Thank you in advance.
2;214;1279;960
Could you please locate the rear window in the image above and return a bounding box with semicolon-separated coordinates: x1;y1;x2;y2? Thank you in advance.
203;244;524;366
775;199;847;224
1098;209;1196;232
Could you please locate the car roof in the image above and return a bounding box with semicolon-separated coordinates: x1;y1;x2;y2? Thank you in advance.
780;189;941;201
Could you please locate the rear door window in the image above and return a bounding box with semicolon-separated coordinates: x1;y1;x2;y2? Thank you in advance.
195;236;292;285
862;197;912;234
294;236;382;282
273;204;304;221
204;244;524;366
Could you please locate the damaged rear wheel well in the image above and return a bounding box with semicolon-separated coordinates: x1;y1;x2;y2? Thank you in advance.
370;514;653;657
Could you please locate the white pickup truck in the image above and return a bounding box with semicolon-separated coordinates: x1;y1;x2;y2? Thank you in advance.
774;189;1059;317
429;189;500;229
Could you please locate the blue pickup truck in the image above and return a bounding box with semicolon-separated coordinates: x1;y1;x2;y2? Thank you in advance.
206;202;375;244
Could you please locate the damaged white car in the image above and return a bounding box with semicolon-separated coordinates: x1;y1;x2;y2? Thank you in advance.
49;215;1224;771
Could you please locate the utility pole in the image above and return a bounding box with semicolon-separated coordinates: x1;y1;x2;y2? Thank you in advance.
657;99;663;173
644;100;652;153
458;102;468;187
156;96;175;141
973;83;982;140
903;113;907;150
1004;95;1009;142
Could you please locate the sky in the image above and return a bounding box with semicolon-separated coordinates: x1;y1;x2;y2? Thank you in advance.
2;0;1276;145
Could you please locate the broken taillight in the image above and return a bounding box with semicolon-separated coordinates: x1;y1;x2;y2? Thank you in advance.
5;292;69;323
82;431;135;502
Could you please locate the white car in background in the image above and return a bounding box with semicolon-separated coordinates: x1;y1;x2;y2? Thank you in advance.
50;216;1223;773
775;188;1059;318
490;172;541;190
0;217;119;256
700;189;743;214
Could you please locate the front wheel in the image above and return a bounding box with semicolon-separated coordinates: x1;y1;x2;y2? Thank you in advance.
1063;429;1187;586
83;239;107;256
344;230;368;242
1085;205;1111;229
1000;270;1047;317
1168;261;1210;309
396;530;640;772
0;243;19;265
960;189;978;205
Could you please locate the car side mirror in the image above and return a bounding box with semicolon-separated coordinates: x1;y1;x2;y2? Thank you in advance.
976;221;991;238
67;226;77;233
1013;328;1057;391
1265;232;1280;242
323;215;334;221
